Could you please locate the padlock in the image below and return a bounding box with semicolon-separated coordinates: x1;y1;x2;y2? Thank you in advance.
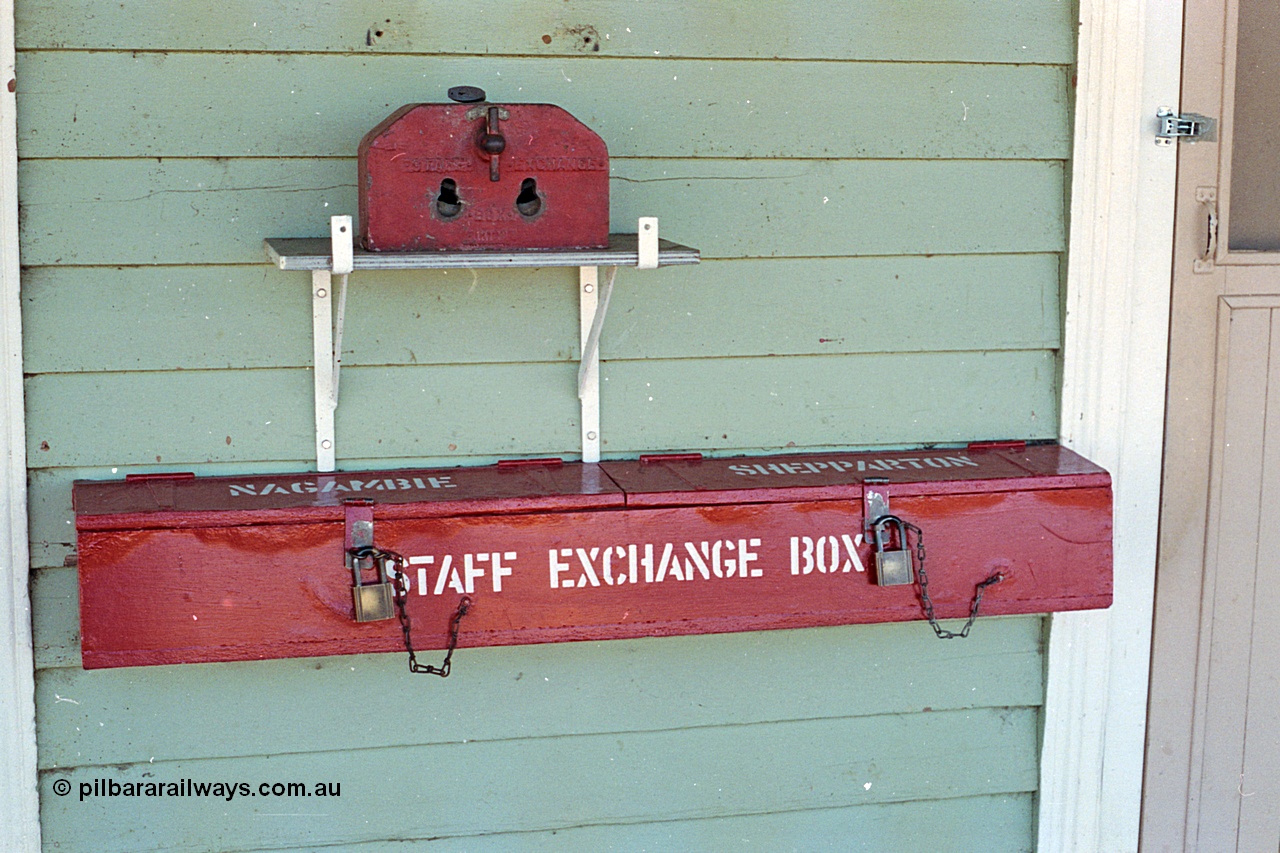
350;551;396;622
872;516;915;587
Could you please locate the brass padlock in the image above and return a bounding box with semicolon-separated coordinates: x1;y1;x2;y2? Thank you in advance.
350;550;396;622
872;516;915;587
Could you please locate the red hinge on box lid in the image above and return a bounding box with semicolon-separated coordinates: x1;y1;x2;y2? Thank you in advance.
640;453;704;464
967;440;1028;453
497;457;563;469
119;472;197;511
124;472;196;482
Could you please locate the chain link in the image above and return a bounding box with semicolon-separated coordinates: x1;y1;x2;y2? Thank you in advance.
349;546;471;676
898;519;1004;640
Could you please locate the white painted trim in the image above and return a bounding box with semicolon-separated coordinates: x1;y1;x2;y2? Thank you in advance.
0;0;40;848
578;266;601;463
636;216;659;270
1038;1;1182;850
312;270;336;471
330;214;354;276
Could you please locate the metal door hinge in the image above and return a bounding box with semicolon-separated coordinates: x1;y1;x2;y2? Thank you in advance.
1156;107;1217;145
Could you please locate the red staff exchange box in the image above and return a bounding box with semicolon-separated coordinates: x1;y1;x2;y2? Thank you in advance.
72;443;1112;669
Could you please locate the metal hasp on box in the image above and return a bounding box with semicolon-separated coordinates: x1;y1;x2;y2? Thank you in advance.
358;86;609;252
72;442;1112;669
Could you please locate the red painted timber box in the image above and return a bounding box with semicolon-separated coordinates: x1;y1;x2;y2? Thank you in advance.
73;444;1112;669
358;91;609;252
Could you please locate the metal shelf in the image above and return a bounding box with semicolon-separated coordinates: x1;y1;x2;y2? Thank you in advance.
267;217;698;472
265;233;700;271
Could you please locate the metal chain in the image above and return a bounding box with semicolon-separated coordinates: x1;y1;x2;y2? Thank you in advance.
900;520;1004;639
349;546;471;676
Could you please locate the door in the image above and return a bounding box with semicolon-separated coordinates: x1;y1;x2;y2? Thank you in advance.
1143;0;1280;849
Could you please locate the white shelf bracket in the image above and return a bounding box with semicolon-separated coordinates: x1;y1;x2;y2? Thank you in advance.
312;269;336;472
312;216;353;472
578;265;606;463
577;217;656;462
578;264;618;400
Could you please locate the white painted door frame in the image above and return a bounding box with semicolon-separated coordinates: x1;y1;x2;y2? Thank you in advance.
1038;1;1182;851
0;0;40;850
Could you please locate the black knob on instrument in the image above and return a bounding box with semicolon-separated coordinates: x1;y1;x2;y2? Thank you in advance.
447;86;486;103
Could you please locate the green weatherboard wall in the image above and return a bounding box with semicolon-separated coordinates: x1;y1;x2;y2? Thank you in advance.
19;2;1073;850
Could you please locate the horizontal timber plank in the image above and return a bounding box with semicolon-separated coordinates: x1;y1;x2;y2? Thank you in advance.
21;255;1061;374
24;351;1059;467
18;158;1066;266
29;542;72;576
35;707;1038;851
24;363;577;468
30;566;76;667
292;794;1035;853
34;613;1043;766
15;52;1069;160
15;0;1075;63
21;264;576;373
342;793;1035;852
598;350;1059;451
